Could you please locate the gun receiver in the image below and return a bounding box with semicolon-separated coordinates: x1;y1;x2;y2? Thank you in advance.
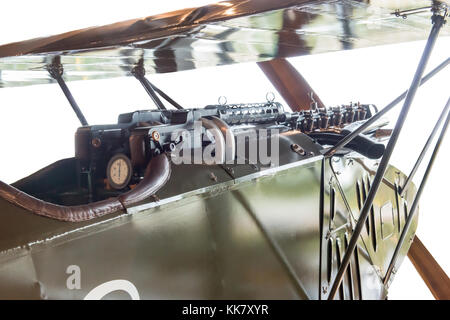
74;101;381;197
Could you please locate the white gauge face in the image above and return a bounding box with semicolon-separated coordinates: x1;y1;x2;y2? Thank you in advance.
107;154;132;190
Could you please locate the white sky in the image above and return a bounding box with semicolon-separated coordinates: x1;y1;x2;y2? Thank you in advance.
0;0;449;300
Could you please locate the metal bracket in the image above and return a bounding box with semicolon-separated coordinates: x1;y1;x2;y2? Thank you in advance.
47;58;64;79
392;3;448;20
392;6;431;19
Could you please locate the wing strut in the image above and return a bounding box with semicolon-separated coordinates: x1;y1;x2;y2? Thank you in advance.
327;10;447;300
407;236;450;299
131;59;184;110
383;96;450;286
257;58;325;111
324;57;449;157
47;56;88;126
149;82;184;110
131;60;166;111
400;97;450;196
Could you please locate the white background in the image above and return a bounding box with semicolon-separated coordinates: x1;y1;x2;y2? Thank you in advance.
0;0;448;300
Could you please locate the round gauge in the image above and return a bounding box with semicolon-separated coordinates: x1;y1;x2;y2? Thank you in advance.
106;153;132;190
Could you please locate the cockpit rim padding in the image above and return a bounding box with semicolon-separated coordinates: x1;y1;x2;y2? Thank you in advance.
0;154;171;222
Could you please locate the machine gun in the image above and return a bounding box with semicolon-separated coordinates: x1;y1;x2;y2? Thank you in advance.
74;101;384;194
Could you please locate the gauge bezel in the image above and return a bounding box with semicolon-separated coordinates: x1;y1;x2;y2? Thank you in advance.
106;153;133;190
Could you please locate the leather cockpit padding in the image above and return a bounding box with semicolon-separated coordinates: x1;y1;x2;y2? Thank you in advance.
0;154;171;222
119;152;171;207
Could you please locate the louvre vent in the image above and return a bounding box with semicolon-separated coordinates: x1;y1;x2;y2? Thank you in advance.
335;239;344;299
344;233;355;300
355;178;378;251
327;238;333;283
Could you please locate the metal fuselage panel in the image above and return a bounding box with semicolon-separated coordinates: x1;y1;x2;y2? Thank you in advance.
0;156;417;299
320;157;418;299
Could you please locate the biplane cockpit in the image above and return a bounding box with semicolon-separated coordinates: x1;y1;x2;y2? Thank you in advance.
0;0;448;301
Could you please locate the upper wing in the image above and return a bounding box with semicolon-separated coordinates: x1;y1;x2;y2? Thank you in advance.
0;0;449;88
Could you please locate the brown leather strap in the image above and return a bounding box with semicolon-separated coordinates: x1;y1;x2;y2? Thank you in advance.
0;154;171;222
119;152;171;207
